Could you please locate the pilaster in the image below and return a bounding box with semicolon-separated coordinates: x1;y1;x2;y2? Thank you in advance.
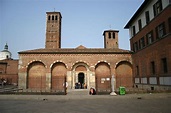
18;73;27;89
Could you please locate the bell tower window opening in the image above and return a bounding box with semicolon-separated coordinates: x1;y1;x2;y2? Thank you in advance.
48;15;51;20
109;32;111;39
55;15;58;20
52;15;54;20
113;32;115;39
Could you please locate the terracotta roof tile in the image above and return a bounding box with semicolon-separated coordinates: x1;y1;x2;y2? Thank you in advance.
18;48;132;54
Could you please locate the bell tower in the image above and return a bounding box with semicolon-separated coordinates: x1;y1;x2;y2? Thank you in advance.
103;30;119;49
45;12;62;49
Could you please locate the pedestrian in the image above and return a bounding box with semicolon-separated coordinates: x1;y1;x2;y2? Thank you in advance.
1;77;5;87
78;82;81;89
89;87;96;95
63;82;68;94
83;83;87;89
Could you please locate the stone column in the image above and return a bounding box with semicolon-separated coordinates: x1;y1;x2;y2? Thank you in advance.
89;72;95;89
18;73;27;90
110;75;117;96
67;71;72;90
46;73;51;91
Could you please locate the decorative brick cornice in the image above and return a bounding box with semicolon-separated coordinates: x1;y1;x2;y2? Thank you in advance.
50;60;68;69
94;60;110;69
18;48;132;54
71;61;90;71
26;60;47;68
115;59;132;69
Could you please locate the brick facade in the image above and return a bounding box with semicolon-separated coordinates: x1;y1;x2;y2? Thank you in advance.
0;59;18;85
125;0;171;91
18;12;133;94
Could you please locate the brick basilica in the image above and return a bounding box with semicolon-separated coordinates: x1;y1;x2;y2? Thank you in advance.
18;12;133;94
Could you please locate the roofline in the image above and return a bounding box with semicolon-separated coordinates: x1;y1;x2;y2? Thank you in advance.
124;0;150;29
103;30;119;35
18;51;132;54
46;12;61;14
18;48;133;54
46;11;62;18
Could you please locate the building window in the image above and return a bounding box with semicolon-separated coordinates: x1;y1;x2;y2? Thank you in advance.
156;22;166;39
52;15;54;20
134;42;139;52
151;61;155;75
139;37;145;49
132;26;136;37
48;15;51;20
136;66;139;77
145;11;150;24
138;19;142;31
132;43;135;52
113;32;115;39
169;17;171;33
109;32;111;39
146;31;154;45
55;15;58;20
6;55;9;59
153;0;163;16
162;58;168;73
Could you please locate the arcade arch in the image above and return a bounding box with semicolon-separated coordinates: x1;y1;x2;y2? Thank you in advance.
69;62;93;89
115;61;133;88
95;62;111;92
51;62;67;90
27;61;46;90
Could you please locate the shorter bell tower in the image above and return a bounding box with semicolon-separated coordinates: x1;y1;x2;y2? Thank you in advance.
103;30;119;49
45;12;62;49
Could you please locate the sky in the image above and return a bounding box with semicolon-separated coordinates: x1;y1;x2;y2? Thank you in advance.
0;0;144;59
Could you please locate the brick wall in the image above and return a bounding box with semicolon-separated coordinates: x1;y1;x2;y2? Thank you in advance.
0;59;18;84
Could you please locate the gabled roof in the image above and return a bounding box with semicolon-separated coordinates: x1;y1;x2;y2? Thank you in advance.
18;48;132;54
76;45;87;49
124;0;150;29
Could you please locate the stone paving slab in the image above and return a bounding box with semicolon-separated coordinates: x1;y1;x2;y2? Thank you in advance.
0;93;171;113
0;93;170;100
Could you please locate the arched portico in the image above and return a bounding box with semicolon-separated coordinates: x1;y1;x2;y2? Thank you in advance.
27;61;46;90
95;61;111;93
68;62;95;90
115;60;133;88
51;62;67;91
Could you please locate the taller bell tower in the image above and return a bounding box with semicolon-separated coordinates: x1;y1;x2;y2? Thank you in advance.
45;12;62;49
103;30;119;49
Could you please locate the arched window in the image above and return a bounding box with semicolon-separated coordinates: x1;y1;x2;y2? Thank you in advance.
52;15;54;20
55;15;58;20
113;32;115;39
109;32;111;39
48;15;51;20
6;55;9;59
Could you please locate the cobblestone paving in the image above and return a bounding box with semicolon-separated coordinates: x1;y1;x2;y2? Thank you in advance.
0;93;171;113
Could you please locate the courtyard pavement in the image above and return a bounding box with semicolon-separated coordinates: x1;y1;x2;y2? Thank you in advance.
0;93;171;113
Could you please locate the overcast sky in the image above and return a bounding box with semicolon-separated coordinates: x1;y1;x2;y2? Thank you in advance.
0;0;143;59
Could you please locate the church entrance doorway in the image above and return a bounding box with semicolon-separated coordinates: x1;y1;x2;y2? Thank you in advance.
75;72;87;89
78;72;84;89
